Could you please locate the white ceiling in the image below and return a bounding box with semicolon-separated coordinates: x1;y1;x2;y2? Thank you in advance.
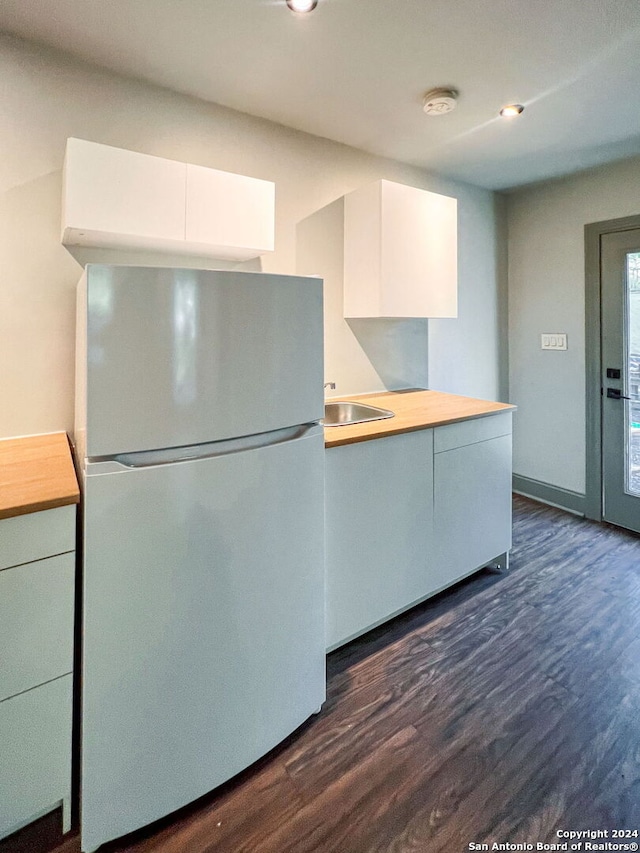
2;0;640;190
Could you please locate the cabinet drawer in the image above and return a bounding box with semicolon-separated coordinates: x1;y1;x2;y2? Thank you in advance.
0;553;75;703
0;675;72;840
434;412;512;454
0;505;75;571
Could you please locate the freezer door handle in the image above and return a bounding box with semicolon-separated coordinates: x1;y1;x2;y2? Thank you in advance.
88;424;322;470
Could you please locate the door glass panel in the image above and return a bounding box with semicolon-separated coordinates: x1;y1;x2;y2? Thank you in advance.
626;251;640;496
601;229;640;533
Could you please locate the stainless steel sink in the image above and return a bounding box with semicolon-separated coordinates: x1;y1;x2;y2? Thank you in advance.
323;401;395;427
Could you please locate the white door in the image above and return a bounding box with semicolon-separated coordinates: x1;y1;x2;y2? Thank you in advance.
601;228;640;533
80;427;325;852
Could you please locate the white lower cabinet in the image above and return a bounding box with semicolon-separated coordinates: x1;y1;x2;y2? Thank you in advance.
325;412;512;650
0;676;73;838
433;412;512;588
0;506;75;841
325;429;434;650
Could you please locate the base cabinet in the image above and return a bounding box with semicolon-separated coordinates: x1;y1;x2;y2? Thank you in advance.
0;506;75;841
325;430;433;650
325;412;512;650
433;413;512;588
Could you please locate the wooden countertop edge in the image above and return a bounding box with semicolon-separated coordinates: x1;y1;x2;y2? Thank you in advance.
324;389;516;448
0;432;80;520
0;494;80;521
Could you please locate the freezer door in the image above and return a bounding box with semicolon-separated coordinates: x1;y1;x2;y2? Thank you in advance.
81;266;323;457
80;428;325;852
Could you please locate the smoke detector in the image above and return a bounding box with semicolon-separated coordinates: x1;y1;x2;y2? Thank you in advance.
422;88;458;116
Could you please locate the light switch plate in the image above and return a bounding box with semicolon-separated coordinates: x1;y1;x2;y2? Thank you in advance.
541;333;567;350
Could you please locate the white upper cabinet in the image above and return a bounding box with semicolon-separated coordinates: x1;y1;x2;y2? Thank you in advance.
343;179;457;318
185;164;275;260
61;138;275;260
62;139;187;251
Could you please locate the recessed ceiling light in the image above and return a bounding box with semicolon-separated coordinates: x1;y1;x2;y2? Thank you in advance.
500;104;524;118
422;88;458;116
286;0;318;11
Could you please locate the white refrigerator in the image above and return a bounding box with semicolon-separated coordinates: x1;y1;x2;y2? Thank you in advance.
75;265;326;853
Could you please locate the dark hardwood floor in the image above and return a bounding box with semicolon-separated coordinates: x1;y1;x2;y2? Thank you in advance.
5;495;640;853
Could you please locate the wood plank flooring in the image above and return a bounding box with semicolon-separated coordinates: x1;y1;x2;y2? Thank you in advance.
4;495;640;853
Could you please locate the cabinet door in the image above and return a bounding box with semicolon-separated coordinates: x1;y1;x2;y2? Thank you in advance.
0;675;72;841
0;554;74;703
325;430;433;650
379;180;457;318
185;164;275;259
343;179;457;318
62;138;186;250
434;434;512;588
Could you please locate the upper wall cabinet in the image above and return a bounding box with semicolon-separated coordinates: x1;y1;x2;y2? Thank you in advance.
343;179;457;318
62;138;186;252
61;138;275;260
185;164;275;259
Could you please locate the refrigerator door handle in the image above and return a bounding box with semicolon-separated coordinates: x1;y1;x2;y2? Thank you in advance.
89;423;322;471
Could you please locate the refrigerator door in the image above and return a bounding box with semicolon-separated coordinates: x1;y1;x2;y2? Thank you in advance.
80;426;325;853
80;265;324;457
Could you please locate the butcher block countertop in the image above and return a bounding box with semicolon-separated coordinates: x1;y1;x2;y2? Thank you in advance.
324;389;515;449
0;432;80;519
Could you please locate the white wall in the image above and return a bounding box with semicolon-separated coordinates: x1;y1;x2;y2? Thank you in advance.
508;156;640;494
0;33;505;440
